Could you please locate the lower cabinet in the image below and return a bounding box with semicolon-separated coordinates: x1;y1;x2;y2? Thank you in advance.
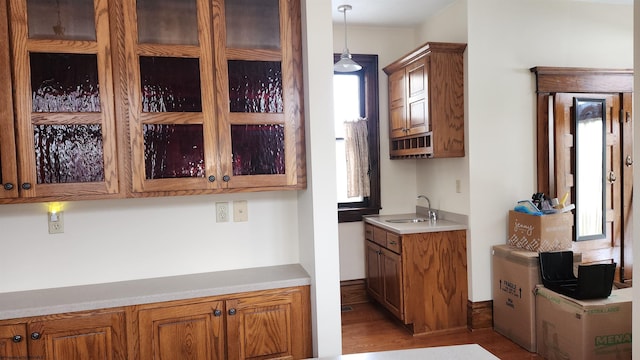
365;241;403;320
365;223;468;335
0;286;311;360
0;323;27;358
136;286;311;360
0;309;127;360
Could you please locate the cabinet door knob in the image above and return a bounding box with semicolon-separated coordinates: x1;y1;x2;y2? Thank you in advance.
21;183;32;190
12;335;23;343
222;175;230;182
214;309;222;317
228;308;236;316
30;332;41;340
208;175;216;182
3;183;13;190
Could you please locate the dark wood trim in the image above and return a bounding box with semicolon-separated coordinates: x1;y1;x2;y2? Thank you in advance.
333;54;381;223
340;279;369;306
530;66;633;93
467;300;493;330
383;42;467;75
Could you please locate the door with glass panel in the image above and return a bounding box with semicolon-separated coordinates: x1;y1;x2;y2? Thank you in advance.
8;0;119;198
213;0;305;189
124;0;219;192
0;0;18;199
552;92;632;282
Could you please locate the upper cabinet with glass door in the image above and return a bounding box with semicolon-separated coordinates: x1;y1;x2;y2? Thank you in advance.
0;0;18;200
6;0;119;200
125;0;305;194
213;0;306;190
123;0;220;193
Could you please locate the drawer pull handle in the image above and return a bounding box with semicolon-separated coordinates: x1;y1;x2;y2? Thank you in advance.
228;308;236;316
30;332;41;340
389;241;397;245
12;335;22;343
214;309;222;317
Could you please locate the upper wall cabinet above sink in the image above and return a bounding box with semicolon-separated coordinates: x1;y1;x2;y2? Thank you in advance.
383;42;466;159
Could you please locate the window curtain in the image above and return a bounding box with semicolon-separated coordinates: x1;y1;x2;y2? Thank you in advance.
344;118;370;198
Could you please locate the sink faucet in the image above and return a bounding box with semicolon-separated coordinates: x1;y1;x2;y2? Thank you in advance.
417;195;437;221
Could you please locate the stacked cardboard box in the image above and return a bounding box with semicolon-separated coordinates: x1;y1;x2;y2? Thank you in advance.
535;286;632;360
492;245;581;352
507;210;573;252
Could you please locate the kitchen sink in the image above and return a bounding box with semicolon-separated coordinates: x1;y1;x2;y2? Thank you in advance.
385;217;429;223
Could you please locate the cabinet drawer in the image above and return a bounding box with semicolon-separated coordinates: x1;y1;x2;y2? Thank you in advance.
364;224;374;241
386;232;402;253
372;226;387;246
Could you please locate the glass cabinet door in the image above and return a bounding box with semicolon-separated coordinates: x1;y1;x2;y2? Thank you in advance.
214;0;305;189
8;0;119;198
0;0;18;199
124;0;219;193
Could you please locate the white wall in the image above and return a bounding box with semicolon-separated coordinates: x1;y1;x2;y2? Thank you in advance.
299;0;342;356
632;0;639;356
464;0;632;302
0;193;301;292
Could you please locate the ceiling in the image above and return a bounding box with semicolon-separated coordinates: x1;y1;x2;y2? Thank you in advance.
330;0;456;27
330;0;633;27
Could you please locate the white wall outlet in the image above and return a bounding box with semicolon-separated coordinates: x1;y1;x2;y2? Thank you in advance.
233;200;248;222
216;202;229;222
456;179;462;194
48;211;64;234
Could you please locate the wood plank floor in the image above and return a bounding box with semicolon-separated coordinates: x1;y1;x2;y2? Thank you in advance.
341;302;542;359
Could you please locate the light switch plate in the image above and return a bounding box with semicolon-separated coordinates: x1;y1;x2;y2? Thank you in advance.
233;200;248;222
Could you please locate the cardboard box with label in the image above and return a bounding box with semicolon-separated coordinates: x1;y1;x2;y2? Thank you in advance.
492;245;581;352
507;210;573;252
535;286;632;360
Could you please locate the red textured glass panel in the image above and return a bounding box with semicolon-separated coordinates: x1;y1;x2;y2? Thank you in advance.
225;0;280;49
140;57;202;112
30;53;100;113
144;124;205;179
34;124;104;184
27;0;96;41
231;124;284;175
228;61;282;113
137;0;198;45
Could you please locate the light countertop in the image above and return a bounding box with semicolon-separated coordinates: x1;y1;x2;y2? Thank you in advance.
308;344;499;360
364;208;467;234
0;264;310;320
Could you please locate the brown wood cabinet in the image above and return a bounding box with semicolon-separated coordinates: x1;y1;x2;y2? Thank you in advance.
0;323;27;358
0;308;127;360
0;286;311;360
5;0;119;201
365;223;468;335
0;0;306;204
135;287;311;360
383;42;466;159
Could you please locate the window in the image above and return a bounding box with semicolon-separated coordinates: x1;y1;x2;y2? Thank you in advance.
333;54;380;223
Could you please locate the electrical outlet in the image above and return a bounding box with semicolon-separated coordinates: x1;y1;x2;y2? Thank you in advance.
456;179;461;194
48;211;64;234
233;200;248;222
216;202;229;222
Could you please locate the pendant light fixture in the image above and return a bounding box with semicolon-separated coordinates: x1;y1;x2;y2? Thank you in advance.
334;4;362;73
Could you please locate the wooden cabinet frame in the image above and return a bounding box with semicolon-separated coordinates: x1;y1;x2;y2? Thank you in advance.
531;66;633;283
0;0;306;204
365;224;467;335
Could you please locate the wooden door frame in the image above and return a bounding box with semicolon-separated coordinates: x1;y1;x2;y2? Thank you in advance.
530;66;633;282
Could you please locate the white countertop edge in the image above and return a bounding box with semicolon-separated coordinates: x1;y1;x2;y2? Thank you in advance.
364;211;467;234
0;264;310;320
308;344;499;359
